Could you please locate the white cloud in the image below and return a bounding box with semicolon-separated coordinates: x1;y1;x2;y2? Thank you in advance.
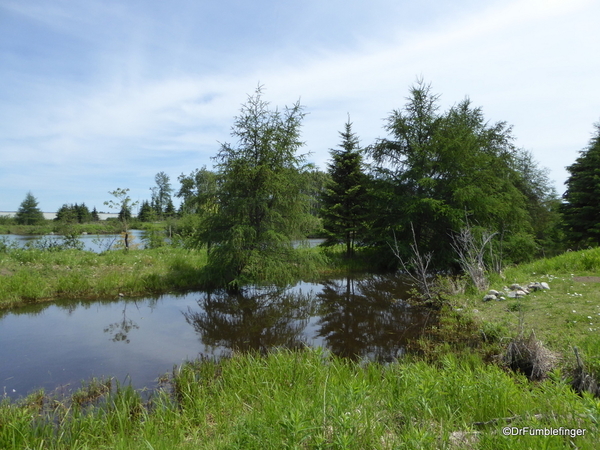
1;0;599;210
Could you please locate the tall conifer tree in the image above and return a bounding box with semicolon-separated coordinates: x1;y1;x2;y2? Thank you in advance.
321;118;369;256
562;122;600;247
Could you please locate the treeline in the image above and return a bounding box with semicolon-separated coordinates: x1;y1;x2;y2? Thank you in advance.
8;80;599;287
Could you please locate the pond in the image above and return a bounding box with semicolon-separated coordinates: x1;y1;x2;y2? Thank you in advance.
1;233;325;253
1;230;148;253
0;274;435;400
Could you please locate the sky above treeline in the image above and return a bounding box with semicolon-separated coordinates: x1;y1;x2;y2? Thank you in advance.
1;0;599;212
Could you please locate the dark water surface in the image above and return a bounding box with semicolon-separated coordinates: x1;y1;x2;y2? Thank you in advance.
0;275;435;400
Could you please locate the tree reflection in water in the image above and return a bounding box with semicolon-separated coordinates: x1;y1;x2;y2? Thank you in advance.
103;302;140;344
184;286;316;355
316;275;436;362
183;275;436;361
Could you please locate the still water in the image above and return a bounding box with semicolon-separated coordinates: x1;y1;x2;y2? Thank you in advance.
0;275;435;400
1;230;147;253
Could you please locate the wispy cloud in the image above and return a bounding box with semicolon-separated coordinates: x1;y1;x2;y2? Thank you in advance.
1;0;598;211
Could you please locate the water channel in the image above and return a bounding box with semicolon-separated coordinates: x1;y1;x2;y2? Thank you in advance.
0;274;435;400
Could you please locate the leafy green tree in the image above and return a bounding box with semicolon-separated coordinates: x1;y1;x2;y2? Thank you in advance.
301;168;330;218
91;207;100;222
200;86;313;287
15;191;44;225
164;198;176;218
104;188;138;250
562;122;600;247
150;171;173;219
368;79;535;268
321;118;369;256
177;167;219;215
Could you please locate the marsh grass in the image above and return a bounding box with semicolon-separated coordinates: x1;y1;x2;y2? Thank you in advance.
0;247;209;308
1;349;599;449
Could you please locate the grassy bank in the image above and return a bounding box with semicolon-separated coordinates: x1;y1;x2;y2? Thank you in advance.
0;243;371;309
2;348;599;450
0;247;209;308
438;247;600;356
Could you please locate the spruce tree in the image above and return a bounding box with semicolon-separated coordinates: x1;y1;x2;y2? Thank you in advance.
15;191;44;225
562;122;600;247
321;118;369;256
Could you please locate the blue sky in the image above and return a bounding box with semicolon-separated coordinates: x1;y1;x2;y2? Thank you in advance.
1;0;599;212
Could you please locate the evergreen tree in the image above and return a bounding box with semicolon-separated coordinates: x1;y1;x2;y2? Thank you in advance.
76;203;92;223
321;118;369;256
200;86;312;287
562;122;600;247
55;204;78;223
368;79;537;268
91;207;100;221
15;191;45;225
137;200;154;222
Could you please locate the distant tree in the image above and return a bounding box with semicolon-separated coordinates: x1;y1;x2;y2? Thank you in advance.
199;86;313;287
76;203;92;223
118;204;132;223
301;169;331;217
164;198;176;218
15;192;45;225
137;200;155;222
321;118;369;256
104;188;138;250
55;204;78;223
150;171;173;219
562;121;600;247
55;203;93;223
176;166;218;215
91;206;100;222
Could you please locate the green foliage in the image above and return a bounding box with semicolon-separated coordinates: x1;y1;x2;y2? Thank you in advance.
321;117;370;256
55;202;92;223
366;79;551;270
562;121;600;247
176;166;218;216
2;349;598;449
15;191;44;225
150;171;174;219
104;188;138;250
137;200;155;222
199;86;315;287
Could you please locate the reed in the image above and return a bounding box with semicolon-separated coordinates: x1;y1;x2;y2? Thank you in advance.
1;349;598;449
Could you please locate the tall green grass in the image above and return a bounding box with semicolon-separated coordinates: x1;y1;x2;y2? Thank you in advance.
1;349;598;449
0;247;209;308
